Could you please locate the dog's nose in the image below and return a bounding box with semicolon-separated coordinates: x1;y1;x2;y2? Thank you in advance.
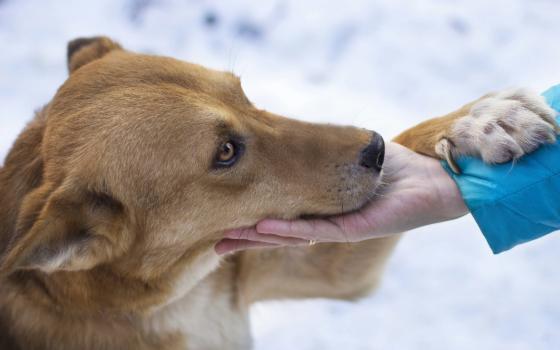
359;132;385;171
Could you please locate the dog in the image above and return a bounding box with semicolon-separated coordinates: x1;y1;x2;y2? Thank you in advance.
0;37;556;350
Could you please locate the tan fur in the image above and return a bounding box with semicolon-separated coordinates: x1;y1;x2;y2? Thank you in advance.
0;37;555;350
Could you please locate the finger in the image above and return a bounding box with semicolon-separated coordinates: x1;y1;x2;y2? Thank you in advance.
329;210;392;239
256;218;352;242
224;227;310;245
215;239;279;255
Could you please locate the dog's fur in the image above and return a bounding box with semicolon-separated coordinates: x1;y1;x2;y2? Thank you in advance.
0;37;556;350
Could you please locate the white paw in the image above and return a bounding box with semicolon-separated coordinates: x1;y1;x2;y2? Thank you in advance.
436;88;559;173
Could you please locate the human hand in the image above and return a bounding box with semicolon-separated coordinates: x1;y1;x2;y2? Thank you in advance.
215;142;468;255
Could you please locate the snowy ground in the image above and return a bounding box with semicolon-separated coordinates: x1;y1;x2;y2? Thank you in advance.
1;1;559;349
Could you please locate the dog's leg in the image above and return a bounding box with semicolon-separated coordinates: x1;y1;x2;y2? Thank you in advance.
237;88;558;304
394;88;558;172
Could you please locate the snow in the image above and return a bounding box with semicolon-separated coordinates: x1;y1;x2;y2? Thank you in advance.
1;0;559;349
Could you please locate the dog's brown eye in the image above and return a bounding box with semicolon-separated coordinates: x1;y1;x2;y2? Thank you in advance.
214;140;243;168
218;142;235;162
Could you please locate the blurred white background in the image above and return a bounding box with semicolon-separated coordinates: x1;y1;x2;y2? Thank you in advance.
1;1;559;349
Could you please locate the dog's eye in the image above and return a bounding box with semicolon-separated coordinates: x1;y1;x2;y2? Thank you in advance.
219;142;235;162
214;140;242;168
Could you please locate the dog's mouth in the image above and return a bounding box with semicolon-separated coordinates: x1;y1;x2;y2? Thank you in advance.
344;169;387;214
298;170;386;221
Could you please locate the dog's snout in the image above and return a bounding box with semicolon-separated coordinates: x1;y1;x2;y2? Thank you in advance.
359;132;385;171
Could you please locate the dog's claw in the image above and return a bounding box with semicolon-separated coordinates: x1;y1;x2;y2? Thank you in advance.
446;153;461;175
436;138;461;174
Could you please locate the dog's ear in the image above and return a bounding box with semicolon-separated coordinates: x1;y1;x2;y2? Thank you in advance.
0;185;130;275
67;36;123;74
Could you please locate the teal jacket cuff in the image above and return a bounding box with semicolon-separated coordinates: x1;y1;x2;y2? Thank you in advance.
441;86;560;254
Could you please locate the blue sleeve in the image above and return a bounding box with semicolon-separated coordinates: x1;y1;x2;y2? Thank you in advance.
441;85;560;254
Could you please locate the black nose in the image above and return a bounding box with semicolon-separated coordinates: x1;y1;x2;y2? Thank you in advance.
359;132;385;171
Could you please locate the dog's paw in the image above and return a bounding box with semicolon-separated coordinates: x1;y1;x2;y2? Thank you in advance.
436;88;559;173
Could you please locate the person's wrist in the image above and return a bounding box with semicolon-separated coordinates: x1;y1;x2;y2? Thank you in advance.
427;159;469;221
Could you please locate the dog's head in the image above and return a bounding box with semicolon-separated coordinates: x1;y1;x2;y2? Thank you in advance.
1;37;384;307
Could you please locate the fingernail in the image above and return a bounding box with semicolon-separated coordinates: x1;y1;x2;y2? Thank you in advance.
215;241;234;256
214;241;227;255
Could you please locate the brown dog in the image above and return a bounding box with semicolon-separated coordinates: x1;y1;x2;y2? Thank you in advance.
0;37;556;350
